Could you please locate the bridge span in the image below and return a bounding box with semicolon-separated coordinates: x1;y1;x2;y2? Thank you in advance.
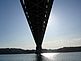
20;0;54;54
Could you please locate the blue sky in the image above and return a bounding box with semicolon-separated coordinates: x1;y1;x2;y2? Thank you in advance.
0;0;81;49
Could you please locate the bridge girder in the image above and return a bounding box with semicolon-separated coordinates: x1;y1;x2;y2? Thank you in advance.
20;0;54;54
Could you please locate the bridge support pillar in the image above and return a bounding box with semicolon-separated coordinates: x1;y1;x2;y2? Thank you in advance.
36;45;42;54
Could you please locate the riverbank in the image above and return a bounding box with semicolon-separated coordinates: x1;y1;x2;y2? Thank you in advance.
0;46;81;54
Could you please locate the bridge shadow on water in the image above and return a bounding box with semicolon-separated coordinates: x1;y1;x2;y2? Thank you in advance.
35;54;51;61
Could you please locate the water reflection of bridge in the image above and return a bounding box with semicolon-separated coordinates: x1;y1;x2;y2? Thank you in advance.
35;54;49;61
20;0;54;54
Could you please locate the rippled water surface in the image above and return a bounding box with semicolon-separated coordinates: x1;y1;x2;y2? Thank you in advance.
0;52;81;61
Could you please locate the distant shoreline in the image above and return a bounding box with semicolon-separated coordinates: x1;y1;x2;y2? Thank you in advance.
0;46;81;54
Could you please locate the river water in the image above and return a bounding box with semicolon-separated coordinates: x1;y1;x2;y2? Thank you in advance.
0;52;81;61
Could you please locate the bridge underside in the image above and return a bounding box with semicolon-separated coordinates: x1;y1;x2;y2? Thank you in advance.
20;0;54;54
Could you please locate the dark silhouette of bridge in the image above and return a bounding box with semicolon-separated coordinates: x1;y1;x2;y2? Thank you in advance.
20;0;54;54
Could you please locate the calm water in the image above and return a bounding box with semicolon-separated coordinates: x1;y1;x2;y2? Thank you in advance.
0;52;81;61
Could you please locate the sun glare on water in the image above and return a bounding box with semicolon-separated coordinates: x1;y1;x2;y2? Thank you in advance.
41;53;59;60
